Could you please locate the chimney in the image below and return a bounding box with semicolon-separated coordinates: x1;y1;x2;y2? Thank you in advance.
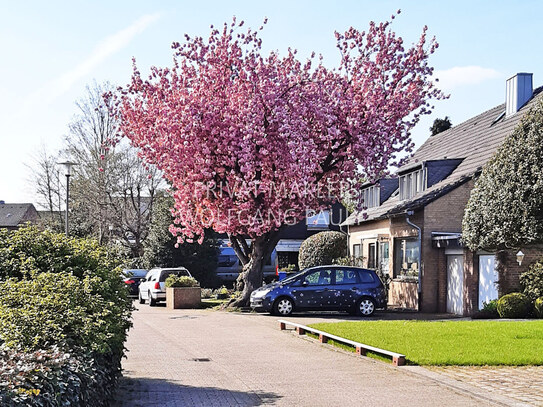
506;73;533;116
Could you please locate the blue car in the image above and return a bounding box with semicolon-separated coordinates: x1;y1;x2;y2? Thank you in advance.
250;266;387;316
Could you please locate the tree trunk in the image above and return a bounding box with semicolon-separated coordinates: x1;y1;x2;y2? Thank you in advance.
228;228;283;308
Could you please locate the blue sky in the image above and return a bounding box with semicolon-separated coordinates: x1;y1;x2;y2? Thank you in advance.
2;0;543;206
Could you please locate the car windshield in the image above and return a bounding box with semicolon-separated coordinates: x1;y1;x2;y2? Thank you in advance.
280;269;306;284
159;269;189;282
124;269;148;278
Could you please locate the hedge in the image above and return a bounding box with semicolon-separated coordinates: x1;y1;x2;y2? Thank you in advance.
0;226;132;405
0;347;117;406
298;231;347;270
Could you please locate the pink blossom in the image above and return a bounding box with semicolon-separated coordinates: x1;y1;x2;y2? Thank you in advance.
109;16;444;242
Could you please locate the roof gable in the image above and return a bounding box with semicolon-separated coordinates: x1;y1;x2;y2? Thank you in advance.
0;203;39;227
343;86;543;226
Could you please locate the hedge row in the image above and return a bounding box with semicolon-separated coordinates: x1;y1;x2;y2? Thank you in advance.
0;347;118;406
0;225;132;406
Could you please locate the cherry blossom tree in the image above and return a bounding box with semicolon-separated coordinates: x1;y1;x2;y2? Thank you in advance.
111;12;443;306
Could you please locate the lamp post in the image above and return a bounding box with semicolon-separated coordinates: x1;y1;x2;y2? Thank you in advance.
58;161;78;237
516;250;525;266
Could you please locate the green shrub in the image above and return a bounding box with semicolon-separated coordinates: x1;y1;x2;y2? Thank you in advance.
472;299;500;319
0;272;130;356
165;275;199;288
534;297;543;319
0;226;132;404
520;260;543;301
332;255;364;267
0;346;117;407
497;293;532;319
298;231;347;270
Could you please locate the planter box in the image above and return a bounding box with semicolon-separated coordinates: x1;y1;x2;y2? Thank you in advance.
166;287;201;309
388;280;418;310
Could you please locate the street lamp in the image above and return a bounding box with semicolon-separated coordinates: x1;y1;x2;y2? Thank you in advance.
57;161;78;236
516;250;525;266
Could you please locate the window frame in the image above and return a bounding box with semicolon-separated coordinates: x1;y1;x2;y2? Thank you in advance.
399;168;427;201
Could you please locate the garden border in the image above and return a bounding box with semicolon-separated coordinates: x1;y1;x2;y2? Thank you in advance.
278;319;406;366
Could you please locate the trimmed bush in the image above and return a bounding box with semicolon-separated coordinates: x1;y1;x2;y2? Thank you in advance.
165;275;199;288
0;347;117;407
520;260;543;301
0;226;132;404
0;272;130;355
497;293;532;319
298;231;347;270
534;297;543;319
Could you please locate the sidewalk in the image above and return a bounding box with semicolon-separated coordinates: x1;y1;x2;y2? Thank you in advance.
113;305;524;406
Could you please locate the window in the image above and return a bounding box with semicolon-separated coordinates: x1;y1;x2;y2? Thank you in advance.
160;269;189;282
352;244;361;258
304;269;332;285
335;269;359;284
399;168;426;200
368;243;377;269
306;210;330;230
361;185;380;208
378;241;390;276
278;252;298;269
358;270;375;283
394;238;420;278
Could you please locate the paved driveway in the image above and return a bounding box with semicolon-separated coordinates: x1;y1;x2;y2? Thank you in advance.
113;304;522;406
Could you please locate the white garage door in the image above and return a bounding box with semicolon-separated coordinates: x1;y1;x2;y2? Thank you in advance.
478;255;498;310
447;255;464;315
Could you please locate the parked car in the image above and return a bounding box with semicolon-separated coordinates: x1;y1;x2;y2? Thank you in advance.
122;269;148;297
138;267;192;306
250;266;387;316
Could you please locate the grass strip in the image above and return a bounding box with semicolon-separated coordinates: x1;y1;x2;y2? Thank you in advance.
308;320;543;366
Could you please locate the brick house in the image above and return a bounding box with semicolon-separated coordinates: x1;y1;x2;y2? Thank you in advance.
0;202;40;230
342;73;542;315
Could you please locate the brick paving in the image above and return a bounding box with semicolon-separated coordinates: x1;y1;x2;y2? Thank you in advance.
113;305;521;406
428;366;543;406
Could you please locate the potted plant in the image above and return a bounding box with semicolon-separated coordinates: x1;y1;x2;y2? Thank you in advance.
215;286;229;300
165;275;201;309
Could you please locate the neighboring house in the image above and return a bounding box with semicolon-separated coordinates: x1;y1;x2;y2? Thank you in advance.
0;202;40;230
342;73;542;315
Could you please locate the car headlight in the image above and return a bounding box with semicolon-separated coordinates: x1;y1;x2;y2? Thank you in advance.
252;288;272;299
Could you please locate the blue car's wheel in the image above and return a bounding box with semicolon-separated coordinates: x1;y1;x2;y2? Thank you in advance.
273;297;294;316
356;298;375;316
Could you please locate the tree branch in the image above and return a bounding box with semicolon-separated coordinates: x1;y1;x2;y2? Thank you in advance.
229;233;249;265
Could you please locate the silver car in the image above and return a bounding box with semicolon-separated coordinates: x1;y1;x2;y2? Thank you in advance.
138;267;191;306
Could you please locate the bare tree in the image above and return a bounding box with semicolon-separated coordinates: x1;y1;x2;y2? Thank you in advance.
64;81;164;256
30;81;163;257
28;146;64;231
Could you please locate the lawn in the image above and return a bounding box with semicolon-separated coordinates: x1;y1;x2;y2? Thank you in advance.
308;320;543;366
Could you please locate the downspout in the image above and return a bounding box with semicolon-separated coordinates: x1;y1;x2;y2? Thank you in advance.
405;210;422;310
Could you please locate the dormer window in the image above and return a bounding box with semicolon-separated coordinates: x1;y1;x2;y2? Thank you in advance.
399;168;426;201
361;185;380;209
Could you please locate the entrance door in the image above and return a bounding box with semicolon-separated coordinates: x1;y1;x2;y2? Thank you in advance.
478;255;498;310
447;255;464;315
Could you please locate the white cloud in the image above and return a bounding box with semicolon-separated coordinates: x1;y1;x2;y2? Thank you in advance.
434;66;502;91
26;13;160;105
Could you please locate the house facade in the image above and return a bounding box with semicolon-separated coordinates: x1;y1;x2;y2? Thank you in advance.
344;73;542;315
